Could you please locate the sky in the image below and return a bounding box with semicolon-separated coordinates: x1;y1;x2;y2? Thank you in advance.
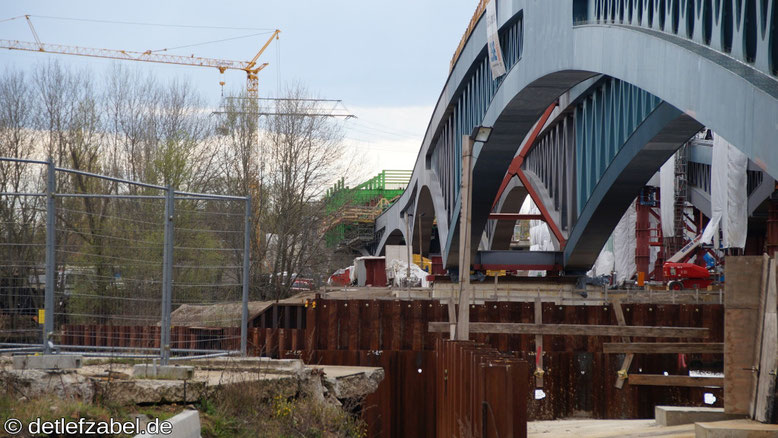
0;1;478;182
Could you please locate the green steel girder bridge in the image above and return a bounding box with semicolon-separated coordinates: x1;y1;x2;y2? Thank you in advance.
372;0;778;274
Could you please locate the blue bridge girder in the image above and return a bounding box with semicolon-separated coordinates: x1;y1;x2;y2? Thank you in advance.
372;0;778;273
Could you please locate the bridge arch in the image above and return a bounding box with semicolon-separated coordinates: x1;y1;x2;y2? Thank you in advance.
375;0;778;273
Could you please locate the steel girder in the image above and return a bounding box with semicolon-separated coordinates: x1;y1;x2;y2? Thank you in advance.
372;0;778;273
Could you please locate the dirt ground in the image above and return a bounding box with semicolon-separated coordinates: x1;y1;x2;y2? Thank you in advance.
528;419;695;438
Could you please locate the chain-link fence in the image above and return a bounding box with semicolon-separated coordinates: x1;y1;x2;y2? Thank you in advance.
0;157;250;363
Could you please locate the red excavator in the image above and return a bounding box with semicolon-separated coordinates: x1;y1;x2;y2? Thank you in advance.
662;235;715;290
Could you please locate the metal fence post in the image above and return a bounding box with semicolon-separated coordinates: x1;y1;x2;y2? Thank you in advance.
241;196;251;356
160;186;174;364
44;158;56;354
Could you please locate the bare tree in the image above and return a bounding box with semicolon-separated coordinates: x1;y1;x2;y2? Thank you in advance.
260;84;352;297
0;69;44;328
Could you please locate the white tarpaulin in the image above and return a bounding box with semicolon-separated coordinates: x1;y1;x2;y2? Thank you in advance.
613;200;637;284
519;196;555;276
485;0;506;78
701;134;748;248
659;156;675;238
588;238;614;277
649;206;660;270
388;259;430;288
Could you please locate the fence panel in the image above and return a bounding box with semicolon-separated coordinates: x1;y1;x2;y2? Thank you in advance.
0;157;250;362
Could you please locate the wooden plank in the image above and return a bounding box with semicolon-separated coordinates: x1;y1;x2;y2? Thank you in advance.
534;296;544;388
755;258;778;423
428;322;709;338
614;301;632;389
724;256;766;415
446;297;457;340
628;374;724;388
603;342;725;354
750;254;771;419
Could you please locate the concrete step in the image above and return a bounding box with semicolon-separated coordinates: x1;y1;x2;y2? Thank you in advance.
655;406;746;426
695;419;778;438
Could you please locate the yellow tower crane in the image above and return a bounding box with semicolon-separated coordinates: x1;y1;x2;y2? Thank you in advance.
0;15;279;98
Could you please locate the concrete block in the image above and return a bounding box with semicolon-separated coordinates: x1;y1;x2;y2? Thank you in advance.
12;354;82;370
190;357;304;374
133;364;194;380
655;406;745;426
695;419;778;438
135;410;200;438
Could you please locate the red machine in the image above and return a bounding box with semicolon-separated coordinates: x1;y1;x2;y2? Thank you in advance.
662;235;714;290
328;267;352;287
663;262;713;290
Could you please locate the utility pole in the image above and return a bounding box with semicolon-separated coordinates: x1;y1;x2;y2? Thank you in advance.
456;135;474;340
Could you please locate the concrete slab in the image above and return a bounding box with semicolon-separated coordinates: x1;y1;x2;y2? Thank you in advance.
179;357;304;375
656;406;746;426
97;379;206;404
695;419;778;438
528;419;695;437
132;364;194;380
313;365;384;399
13;354;82;370
3;357;384;406
135;410;200;438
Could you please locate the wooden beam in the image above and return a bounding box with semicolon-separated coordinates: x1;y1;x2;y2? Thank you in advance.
428;322;709;338
755;257;778;422
603;342;725;354
628;374;724;388
456;135;474;341
614;301;632;389
534;297;544;388
751;254;771;419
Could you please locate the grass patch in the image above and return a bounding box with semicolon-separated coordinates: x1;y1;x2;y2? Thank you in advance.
199;379;367;438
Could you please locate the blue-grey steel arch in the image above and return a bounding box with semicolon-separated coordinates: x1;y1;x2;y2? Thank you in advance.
373;0;778;274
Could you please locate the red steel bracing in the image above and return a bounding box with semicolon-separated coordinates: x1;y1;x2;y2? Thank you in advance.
635;200;651;277
490;102;565;247
491;103;557;209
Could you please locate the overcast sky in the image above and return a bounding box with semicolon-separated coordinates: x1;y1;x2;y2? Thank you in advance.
0;1;477;179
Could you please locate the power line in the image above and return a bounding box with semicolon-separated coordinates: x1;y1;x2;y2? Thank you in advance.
356;118;423;138
0;15;25;24
26;15;276;31
346;123;421;140
151;31;275;53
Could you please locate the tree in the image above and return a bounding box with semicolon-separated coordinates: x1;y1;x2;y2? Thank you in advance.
258;85;353;298
0;69;44;337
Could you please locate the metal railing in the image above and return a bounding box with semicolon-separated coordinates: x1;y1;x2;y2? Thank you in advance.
0;157;251;364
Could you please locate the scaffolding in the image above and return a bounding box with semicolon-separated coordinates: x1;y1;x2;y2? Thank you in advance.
323;170;411;250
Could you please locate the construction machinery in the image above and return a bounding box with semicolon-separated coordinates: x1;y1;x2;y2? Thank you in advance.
0;15;279;98
662;235;716;290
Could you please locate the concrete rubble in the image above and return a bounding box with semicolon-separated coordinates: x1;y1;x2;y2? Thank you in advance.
0;355;383;406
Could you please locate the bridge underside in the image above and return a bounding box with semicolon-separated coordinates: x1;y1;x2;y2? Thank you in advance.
373;0;778;274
